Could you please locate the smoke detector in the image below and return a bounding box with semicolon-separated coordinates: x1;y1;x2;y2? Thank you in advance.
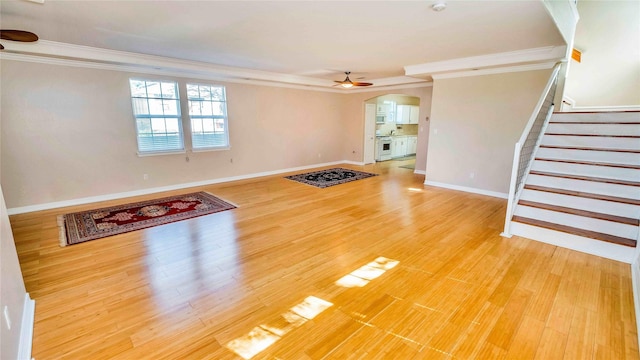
432;1;446;11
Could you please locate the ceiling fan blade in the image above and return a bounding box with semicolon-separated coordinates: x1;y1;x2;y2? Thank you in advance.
333;71;372;87
0;30;39;42
352;82;373;87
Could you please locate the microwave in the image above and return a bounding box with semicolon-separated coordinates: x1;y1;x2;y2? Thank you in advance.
376;115;385;123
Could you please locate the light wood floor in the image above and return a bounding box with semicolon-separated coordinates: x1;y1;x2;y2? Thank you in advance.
11;159;639;359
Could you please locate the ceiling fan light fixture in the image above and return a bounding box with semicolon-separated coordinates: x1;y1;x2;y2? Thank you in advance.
432;1;447;12
334;71;373;88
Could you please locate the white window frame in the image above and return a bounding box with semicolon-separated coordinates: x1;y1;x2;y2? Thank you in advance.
129;78;185;155
186;83;230;151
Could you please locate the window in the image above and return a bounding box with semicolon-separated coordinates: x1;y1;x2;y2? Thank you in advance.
187;83;229;150
129;79;184;154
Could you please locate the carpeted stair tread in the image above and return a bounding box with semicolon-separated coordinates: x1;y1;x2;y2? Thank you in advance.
529;170;640;187
518;200;639;226
524;185;640;206
535;158;640;169
512;216;637;247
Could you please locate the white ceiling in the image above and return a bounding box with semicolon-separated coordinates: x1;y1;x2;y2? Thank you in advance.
0;0;566;88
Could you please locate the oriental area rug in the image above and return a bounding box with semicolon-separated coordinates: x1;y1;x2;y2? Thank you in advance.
285;168;378;188
57;192;236;246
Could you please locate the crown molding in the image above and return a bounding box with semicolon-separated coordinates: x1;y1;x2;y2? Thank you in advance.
0;51;352;93
404;46;567;77
0;40;432;93
0;40;332;85
431;61;557;80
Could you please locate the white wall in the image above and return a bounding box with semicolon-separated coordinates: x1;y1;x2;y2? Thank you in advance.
0;186;32;360
426;70;552;195
564;0;640;106
0;60;347;209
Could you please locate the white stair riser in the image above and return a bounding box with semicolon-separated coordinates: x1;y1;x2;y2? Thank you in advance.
519;189;640;218
514;205;637;239
531;161;639;181
526;174;640;200
509;222;634;263
552;112;640;123
536;147;640;165
540;135;640;150
546;123;640;136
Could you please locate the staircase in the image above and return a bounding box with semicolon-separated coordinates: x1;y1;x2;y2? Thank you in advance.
510;111;640;263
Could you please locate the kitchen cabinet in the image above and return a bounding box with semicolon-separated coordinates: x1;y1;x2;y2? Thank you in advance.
396;105;420;124
391;136;407;158
406;135;418;155
409;106;420;124
377;103;395;123
396;105;410;124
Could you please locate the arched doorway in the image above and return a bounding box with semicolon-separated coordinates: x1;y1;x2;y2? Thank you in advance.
363;94;421;165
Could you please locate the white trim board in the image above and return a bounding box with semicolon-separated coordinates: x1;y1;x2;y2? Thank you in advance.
7;160;356;215
0;41;434;92
405;46;566;77
431;62;557;80
510;221;635;263
423;180;508;199
18;294;35;360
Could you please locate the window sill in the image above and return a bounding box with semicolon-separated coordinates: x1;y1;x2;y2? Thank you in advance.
137;150;186;157
191;146;231;153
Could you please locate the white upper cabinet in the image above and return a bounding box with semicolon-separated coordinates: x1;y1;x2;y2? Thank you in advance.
409;106;419;124
396;105;410;124
396;105;419;124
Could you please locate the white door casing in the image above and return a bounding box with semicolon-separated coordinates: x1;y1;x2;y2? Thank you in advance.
364;104;376;164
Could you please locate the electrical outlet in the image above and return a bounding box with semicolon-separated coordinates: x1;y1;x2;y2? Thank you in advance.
143;174;149;180
470;172;475;179
3;306;11;330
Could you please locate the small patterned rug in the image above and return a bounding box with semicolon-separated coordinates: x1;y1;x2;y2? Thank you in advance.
57;192;236;246
285;167;378;188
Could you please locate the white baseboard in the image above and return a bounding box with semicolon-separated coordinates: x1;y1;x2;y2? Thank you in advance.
343;160;366;166
18;294;35;360
511;221;634;263
7;160;354;215
423;180;508;199
414;170;426;175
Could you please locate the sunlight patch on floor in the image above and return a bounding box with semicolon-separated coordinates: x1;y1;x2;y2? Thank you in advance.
225;296;333;359
335;256;399;288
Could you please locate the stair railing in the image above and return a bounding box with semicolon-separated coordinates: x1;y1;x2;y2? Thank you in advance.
501;64;561;237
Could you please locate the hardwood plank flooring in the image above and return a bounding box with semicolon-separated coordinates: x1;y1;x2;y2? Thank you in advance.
10;159;639;359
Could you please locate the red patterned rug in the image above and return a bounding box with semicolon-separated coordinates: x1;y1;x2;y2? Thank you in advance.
57;192;236;246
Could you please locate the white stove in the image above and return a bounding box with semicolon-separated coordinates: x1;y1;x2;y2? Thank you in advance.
375;137;392;161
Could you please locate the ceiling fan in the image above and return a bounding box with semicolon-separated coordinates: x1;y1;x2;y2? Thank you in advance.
334;71;373;88
0;30;39;50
